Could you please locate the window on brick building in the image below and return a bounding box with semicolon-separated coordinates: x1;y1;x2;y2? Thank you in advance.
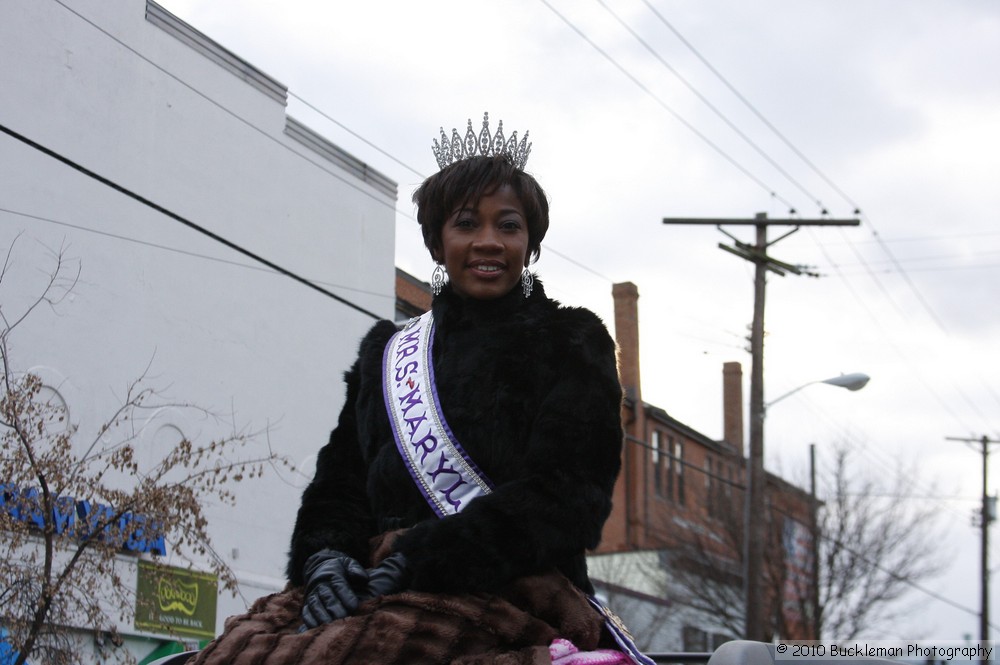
705;457;715;515
651;430;664;498
682;626;732;652
724;463;738;516
665;436;674;500
682;626;708;652
658;435;686;505
673;439;685;506
716;458;734;519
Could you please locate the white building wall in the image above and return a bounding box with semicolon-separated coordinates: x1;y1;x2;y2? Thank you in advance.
588;551;739;653
0;0;396;660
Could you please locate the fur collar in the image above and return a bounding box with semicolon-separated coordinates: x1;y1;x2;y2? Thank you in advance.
431;275;548;328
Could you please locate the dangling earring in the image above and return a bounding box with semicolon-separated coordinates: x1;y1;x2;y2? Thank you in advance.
431;264;446;296
521;269;534;298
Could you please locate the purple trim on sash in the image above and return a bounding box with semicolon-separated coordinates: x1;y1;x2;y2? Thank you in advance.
382;312;493;518
586;596;657;665
382;320;440;515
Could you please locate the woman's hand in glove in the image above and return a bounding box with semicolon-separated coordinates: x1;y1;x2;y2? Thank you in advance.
359;552;410;600
300;549;369;628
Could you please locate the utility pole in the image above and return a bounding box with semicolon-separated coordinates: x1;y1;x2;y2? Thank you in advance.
809;442;821;640
946;434;999;648
662;212;859;642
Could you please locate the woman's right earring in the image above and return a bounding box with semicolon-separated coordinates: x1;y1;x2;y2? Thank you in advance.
431;264;446;296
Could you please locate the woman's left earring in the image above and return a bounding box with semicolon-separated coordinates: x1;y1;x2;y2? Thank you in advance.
521;269;533;298
431;264;446;296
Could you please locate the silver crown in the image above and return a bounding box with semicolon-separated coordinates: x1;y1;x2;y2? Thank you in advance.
431;112;532;170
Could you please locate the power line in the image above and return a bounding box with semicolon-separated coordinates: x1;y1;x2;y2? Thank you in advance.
42;0;635;322
595;0;827;213
0;205;393;302
946;435;999;642
536;0;796;210
788;229;980;436
54;0;999;428
824;248;1000;269
793;224;989;436
288;91;426;181
801;225;910;321
638;0;857;215
615;0;993;429
833;263;1000;275
626;436;990;630
807;421;972;524
820;531;996;630
791;230;1000;246
50;0;399;215
0;122;382;320
559;0;970;420
544;246;613;282
28;7;989;630
634;1;951;334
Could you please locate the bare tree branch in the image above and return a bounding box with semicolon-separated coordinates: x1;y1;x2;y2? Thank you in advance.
664;439;945;642
0;244;290;664
810;442;946;640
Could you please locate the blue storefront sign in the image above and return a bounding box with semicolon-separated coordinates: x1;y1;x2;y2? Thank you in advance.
0;483;167;556
0;627;26;665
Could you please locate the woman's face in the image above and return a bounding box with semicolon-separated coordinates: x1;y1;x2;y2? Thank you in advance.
436;184;530;300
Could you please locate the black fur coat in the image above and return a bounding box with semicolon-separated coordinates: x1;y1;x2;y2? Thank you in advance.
286;279;623;596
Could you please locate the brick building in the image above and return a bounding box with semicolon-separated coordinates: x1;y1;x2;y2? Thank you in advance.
395;268;434;321
593;281;815;649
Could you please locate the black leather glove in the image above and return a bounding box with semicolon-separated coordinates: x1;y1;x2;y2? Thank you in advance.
300;549;369;629
359;552;411;600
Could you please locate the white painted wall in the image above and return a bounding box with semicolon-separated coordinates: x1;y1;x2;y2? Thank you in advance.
0;0;396;660
589;551;739;653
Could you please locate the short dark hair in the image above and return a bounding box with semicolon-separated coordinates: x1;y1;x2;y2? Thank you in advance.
412;155;550;263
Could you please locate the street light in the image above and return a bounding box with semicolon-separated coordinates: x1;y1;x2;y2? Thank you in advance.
744;371;870;642
765;373;871;411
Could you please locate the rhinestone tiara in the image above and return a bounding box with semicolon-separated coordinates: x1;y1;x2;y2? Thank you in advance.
431;112;532;171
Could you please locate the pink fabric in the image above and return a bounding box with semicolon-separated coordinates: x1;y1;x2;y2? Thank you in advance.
549;638;631;664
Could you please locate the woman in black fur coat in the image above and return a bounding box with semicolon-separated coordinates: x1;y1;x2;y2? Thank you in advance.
192;117;635;665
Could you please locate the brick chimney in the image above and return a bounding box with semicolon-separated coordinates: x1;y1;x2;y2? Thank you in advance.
612;282;641;404
608;282;644;550
723;361;744;456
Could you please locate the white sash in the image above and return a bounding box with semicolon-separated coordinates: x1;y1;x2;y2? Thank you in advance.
382;311;493;517
381;310;654;665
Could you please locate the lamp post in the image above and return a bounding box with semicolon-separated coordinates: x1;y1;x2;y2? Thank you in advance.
744;372;870;642
766;373;870;412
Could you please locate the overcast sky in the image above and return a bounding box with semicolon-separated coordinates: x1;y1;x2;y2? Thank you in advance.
158;0;999;641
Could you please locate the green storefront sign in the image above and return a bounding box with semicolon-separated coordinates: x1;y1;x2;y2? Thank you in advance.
135;561;217;639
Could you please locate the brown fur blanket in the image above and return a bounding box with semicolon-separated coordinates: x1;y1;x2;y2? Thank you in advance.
190;571;609;665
